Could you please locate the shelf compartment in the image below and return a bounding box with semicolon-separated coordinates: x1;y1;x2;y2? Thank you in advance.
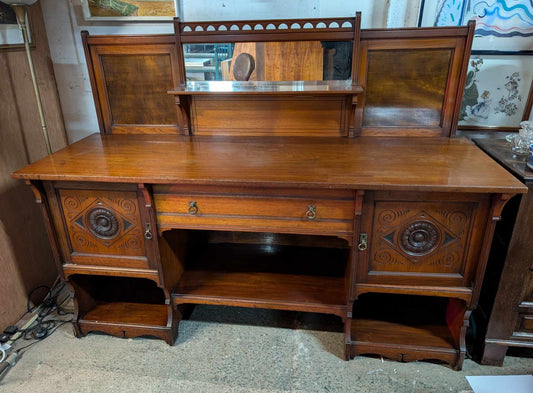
70;275;178;345
172;234;350;316
349;293;467;369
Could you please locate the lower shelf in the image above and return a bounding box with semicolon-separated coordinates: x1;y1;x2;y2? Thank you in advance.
80;302;169;327
173;241;349;316
349;294;467;369
70;275;178;345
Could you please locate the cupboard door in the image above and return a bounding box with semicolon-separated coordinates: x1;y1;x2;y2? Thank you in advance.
58;188;152;269
357;192;490;288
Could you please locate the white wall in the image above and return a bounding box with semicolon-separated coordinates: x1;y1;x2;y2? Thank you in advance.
41;0;408;143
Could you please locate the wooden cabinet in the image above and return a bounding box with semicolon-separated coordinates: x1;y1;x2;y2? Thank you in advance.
357;192;490;289
473;139;533;366
11;16;528;371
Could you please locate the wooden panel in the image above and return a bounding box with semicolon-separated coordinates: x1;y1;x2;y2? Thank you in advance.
101;54;176;125
355;28;473;137
190;96;346;136
58;189;149;269
0;2;67;329
154;190;354;235
358;192;490;287
12;134;528;195
363;49;451;128
83;33;181;134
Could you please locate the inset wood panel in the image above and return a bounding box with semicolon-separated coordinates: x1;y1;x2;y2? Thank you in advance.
363;49;451;128
58;189;149;269
190;96;347;136
83;33;182;134
358;192;490;288
101;54;177;125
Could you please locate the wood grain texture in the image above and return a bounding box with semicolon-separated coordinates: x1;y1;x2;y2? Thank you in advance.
358;192;490;289
12;134;527;194
0;2;67;329
173;242;348;316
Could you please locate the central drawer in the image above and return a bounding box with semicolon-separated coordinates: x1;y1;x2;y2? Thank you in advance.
153;185;355;236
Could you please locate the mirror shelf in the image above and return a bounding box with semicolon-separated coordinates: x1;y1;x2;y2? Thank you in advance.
169;80;363;95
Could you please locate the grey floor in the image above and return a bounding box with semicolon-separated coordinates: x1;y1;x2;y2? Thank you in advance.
2;306;533;393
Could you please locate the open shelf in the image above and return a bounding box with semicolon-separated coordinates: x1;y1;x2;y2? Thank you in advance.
70;275;176;344
350;293;466;367
80;302;169;327
172;231;350;316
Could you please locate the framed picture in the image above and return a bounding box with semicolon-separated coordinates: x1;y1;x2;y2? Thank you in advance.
82;0;179;22
0;1;34;50
418;0;533;52
458;54;533;130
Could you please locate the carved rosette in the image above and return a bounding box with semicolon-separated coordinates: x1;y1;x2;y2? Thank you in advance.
60;190;145;256
87;207;120;239
370;203;474;273
399;221;440;256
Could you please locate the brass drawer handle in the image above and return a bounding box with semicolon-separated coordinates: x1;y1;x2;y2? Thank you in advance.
188;201;198;215
358;233;368;251
306;205;316;220
144;223;153;240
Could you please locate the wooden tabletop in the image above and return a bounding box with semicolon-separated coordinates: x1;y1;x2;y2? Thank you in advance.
12;134;527;193
474;138;533;183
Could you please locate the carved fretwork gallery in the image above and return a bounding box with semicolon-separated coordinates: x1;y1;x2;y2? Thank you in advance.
12;14;527;370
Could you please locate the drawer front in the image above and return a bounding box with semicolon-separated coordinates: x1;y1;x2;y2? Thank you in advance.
357;192;490;288
153;186;355;236
58;189;150;269
515;314;533;335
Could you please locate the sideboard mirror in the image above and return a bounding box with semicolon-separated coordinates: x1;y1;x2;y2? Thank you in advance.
175;16;361;85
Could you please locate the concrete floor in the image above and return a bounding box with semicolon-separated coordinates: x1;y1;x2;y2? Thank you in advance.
2;306;533;393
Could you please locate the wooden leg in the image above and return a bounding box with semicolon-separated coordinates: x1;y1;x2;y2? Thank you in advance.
343;316;352;361
481;343;508;366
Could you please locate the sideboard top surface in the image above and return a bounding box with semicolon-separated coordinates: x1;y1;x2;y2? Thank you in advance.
12;134;526;193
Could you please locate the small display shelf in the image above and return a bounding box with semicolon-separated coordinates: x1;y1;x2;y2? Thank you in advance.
350;293;468;369
169;80;364;95
70;275;177;345
172;231;350;316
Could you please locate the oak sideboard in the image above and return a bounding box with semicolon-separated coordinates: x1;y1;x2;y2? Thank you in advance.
12;15;527;370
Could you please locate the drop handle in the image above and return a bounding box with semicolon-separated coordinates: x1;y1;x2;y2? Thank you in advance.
306;205;316;220
144;223;153;240
358;233;368;251
188;201;198;215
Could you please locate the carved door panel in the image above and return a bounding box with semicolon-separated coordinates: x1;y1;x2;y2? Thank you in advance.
57;188;154;269
357;192;490;288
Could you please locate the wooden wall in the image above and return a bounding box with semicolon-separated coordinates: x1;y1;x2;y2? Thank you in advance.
0;2;67;329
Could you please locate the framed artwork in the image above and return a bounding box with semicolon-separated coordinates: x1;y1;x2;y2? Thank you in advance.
458;54;533;130
418;0;533;52
82;0;179;22
0;1;34;50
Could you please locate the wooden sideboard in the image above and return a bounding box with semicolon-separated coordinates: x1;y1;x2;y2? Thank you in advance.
473;138;533;365
12;15;528;370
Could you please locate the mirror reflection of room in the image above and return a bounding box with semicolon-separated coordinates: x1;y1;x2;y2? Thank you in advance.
183;41;352;82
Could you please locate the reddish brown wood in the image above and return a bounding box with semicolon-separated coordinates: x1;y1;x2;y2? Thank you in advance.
172;241;348;316
357;191;491;292
12;19;528;367
354;27;473;137
12;135;526;194
176;16;360;44
349;294;467;369
82;32;182;135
